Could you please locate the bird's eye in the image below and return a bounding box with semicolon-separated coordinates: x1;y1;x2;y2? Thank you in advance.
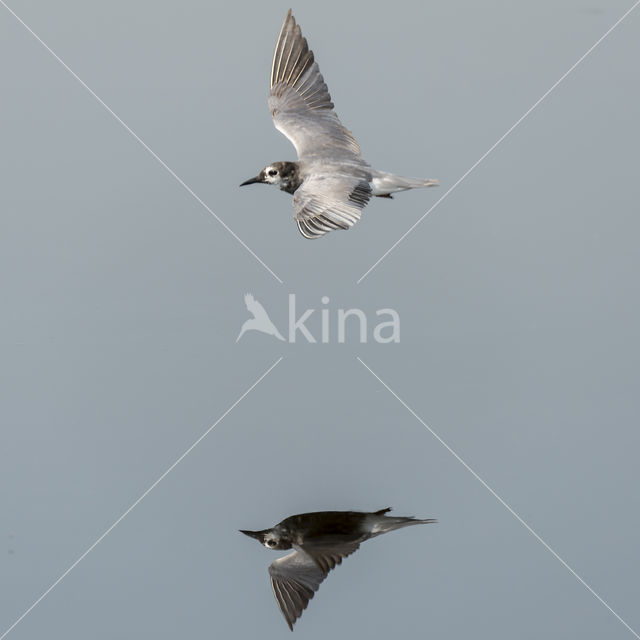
266;540;275;547
268;170;278;177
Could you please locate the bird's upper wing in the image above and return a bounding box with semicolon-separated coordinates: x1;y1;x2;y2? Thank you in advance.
297;537;362;574
268;548;326;631
268;10;365;162
292;171;372;238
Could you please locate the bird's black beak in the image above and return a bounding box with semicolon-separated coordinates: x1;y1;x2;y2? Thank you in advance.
239;529;263;540
239;176;263;187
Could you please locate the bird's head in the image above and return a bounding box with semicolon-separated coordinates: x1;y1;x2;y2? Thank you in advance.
239;528;291;550
240;162;299;193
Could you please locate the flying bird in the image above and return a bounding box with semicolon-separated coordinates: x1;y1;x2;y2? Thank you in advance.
240;10;438;239
240;507;436;630
236;293;285;342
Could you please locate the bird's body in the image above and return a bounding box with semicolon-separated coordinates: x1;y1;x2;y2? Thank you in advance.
241;507;436;630
240;10;438;238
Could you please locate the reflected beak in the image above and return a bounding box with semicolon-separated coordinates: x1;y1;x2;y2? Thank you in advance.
239;176;263;187
239;529;263;539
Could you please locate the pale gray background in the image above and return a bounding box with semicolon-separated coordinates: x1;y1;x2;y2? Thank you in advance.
1;1;639;638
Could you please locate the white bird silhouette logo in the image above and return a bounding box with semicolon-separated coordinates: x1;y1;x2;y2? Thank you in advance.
236;293;285;342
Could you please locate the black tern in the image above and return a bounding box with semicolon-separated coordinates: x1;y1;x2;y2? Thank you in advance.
240;10;439;239
240;507;436;630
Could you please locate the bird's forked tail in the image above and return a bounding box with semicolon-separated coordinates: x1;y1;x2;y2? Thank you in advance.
371;171;439;198
369;507;437;536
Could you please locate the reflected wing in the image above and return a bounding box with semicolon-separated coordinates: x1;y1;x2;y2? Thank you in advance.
293;173;372;239
268;10;365;162
268;540;363;629
298;538;362;574
268;541;362;630
268;549;326;631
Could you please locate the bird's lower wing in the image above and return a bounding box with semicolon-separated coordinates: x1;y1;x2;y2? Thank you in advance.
269;549;326;630
293;173;372;239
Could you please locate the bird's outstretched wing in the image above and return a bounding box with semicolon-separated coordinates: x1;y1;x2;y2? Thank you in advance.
268;10;365;163
293;173;372;238
269;549;325;631
268;540;361;630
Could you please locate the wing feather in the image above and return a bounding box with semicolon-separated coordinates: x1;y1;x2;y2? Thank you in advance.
269;549;326;630
268;540;363;629
269;10;365;161
300;539;362;573
293;174;372;238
